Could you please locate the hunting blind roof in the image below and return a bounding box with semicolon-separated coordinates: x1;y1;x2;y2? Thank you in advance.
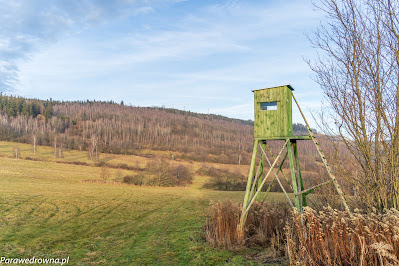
252;84;294;92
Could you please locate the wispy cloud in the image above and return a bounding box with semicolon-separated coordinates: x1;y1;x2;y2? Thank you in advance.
0;0;180;91
4;0;323;125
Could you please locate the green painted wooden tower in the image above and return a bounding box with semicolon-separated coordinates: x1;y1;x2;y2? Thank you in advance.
254;85;293;139
240;84;351;229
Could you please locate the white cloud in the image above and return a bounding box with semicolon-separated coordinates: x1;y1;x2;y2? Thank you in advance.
0;0;182;91
9;0;323;126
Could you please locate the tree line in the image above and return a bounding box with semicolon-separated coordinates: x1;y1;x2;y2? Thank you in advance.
0;94;322;167
0;94;52;120
0;95;256;164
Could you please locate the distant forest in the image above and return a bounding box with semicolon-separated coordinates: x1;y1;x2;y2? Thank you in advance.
0;94;312;164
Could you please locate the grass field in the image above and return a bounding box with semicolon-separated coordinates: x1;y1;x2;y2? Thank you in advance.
0;141;287;265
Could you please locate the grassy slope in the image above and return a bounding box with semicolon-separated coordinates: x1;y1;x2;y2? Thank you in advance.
0;141;286;265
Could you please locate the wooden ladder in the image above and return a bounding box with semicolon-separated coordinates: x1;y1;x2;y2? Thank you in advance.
291;92;352;216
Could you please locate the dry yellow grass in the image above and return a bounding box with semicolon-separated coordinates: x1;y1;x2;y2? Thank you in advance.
0;140;287;264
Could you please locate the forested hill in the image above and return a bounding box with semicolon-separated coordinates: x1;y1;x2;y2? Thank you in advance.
0;94;310;164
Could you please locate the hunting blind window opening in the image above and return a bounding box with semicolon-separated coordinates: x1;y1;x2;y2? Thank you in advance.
260;101;277;111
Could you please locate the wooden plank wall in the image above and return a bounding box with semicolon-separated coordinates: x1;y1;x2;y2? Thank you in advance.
254;86;293;138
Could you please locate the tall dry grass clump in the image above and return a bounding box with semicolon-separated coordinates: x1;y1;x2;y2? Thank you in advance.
286;207;399;265
245;201;289;250
204;200;289;252
204;201;242;248
205;202;399;264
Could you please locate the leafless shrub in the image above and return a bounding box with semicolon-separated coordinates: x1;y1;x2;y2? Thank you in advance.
123;174;145;186
200;166;247;191
173;164;193;186
122;158;193;187
100;166;110;180
146;157;176;186
59;160;88;166
308;0;399;210
25;157;41;161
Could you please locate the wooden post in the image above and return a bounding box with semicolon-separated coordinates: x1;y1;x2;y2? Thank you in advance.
287;140;301;211
243;139;259;210
256;142;266;201
293;141;307;207
249;152;263;200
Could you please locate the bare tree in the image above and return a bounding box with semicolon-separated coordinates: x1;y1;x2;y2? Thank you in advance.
308;0;399;210
58;143;64;158
53;135;57;157
88;134;99;160
33;135;36;154
13;146;20;159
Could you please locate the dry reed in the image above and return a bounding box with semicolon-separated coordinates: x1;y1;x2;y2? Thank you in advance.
204;200;289;254
245;201;289;250
204;200;242;248
285;207;399;265
205;202;399;265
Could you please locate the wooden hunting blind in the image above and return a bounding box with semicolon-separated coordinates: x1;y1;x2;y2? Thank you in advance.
253;85;293;139
239;84;351;230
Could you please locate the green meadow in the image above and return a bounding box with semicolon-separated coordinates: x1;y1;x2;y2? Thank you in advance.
0;141;285;265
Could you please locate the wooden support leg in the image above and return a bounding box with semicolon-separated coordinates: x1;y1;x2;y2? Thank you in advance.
256;142;266;201
287;140;301;211
293;141;307;208
249;149;264;201
243;139;259;210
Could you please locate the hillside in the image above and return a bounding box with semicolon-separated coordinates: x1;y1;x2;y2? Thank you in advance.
0;94;313;165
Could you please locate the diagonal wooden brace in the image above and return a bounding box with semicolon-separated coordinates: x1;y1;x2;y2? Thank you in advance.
259;144;294;207
240;139;289;229
294;179;334;196
261;151;288;203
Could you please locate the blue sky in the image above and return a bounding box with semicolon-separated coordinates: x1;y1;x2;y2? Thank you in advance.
0;0;325;124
